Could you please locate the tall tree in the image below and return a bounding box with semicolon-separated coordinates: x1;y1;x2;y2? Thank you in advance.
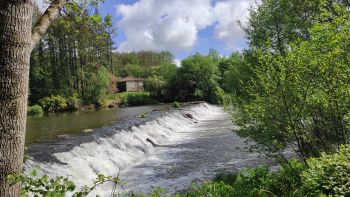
0;0;67;196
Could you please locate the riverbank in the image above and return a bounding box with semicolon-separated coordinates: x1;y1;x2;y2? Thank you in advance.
27;92;159;117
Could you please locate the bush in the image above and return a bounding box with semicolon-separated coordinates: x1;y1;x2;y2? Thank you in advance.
127;92;155;106
27;105;43;116
185;181;234;197
172;101;181;109
116;92;156;106
209;85;225;105
7;171;120;197
209;160;305;197
301;145;350;196
39;95;68;113
66;94;81;111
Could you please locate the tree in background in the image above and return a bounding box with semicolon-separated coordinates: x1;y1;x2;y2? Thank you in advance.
173;53;222;103
112;51;174;78
29;0;115;106
144;63;177;101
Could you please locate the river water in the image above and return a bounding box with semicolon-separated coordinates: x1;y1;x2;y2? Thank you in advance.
26;105;170;144
25;103;270;196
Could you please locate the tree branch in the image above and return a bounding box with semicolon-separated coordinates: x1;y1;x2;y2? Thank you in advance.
31;0;67;50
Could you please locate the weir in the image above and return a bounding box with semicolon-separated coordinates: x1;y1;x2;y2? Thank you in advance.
25;103;270;195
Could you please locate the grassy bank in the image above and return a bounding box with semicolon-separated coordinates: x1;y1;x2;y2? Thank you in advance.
106;92;157;107
27;92;158;116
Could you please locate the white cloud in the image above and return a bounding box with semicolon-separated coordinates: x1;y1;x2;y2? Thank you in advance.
116;0;254;52
117;0;214;52
213;0;251;49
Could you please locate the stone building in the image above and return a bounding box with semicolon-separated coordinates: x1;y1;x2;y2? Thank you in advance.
117;77;145;92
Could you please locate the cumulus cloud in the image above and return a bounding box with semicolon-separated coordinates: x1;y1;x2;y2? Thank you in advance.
115;0;254;52
117;0;214;52
213;0;251;49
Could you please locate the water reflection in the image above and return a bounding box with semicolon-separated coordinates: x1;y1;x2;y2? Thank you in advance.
26;105;169;145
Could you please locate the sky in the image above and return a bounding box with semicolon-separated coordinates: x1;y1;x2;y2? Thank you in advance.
36;0;255;63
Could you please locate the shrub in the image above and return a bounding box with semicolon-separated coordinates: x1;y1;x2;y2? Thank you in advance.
66;94;81;111
116;92;156;106
211;160;305;197
172;101;181;109
127;92;155;106
301;145;350;196
27;105;43;116
7;171;121;197
185;181;234;197
210;85;225;105
39;95;68;113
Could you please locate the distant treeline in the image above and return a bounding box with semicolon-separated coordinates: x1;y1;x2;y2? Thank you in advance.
113;49;247;104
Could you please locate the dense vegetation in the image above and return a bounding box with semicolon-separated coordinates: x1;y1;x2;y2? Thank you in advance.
216;0;350;195
230;0;350;162
29;1;114;109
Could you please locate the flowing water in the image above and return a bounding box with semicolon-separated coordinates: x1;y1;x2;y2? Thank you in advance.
25;103;271;196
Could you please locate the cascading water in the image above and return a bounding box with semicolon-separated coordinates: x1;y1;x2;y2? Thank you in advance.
25;103;270;196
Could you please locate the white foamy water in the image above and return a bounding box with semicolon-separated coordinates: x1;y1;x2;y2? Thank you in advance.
26;103;268;196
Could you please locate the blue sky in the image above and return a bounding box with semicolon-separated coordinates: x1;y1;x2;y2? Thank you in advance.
98;0;252;61
37;0;253;62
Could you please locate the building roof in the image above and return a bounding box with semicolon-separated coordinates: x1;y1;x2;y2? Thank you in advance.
117;76;145;82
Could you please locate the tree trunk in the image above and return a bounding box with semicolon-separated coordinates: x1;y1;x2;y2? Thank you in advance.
0;0;66;196
0;0;34;196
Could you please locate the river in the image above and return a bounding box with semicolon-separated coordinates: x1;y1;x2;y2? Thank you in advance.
25;103;271;196
26;105;171;145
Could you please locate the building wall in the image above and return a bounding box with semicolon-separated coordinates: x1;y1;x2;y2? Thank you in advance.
126;81;144;92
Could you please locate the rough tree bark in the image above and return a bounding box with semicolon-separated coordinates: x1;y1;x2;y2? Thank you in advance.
0;0;66;196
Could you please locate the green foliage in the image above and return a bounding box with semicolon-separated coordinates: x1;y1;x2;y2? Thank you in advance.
188;159;305;197
210;85;225;105
173;53;222;103
301;145;350;196
30;1;115;106
7;171;121;197
113;51;175;78
7;170;76;197
39;95;68;113
27;105;43;116
145;63;177;102
130;187;169;197
233;3;350;163
116;92;156;107
84;66;110;105
126;92;156;106
144;75;167;99
172;102;181;109
66;93;81;110
185;181;234;197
